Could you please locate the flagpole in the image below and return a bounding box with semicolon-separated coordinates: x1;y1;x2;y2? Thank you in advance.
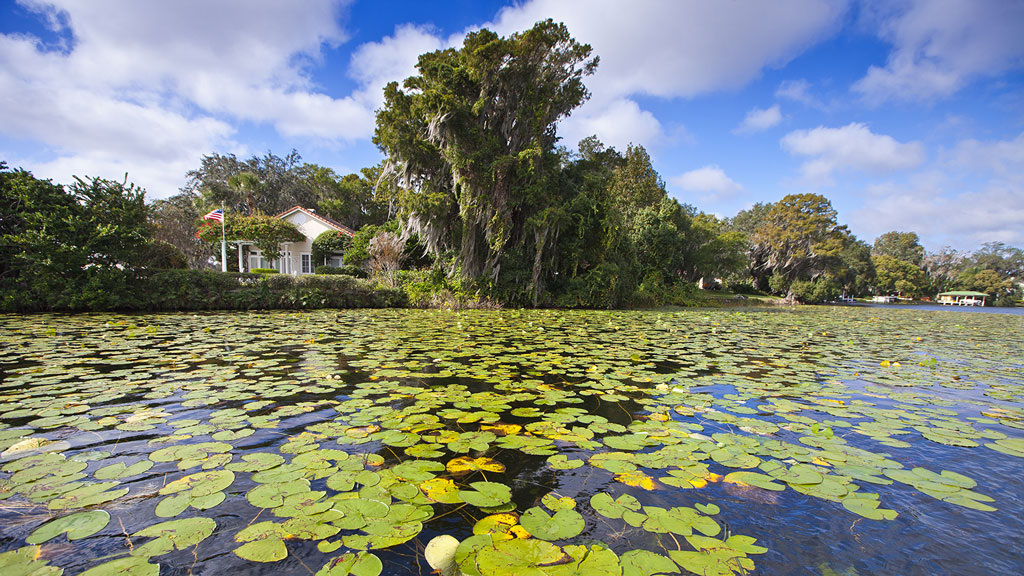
220;203;228;272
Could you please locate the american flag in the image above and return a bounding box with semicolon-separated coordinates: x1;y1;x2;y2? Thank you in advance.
203;209;224;222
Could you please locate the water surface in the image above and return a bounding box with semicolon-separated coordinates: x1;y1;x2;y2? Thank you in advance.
1;308;1021;575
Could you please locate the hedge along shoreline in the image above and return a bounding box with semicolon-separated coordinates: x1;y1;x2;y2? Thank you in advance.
0;269;407;312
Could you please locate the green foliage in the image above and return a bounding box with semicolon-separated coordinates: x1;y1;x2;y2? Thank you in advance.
312;230;351;266
0;269;405;312
375;19;597;288
836;239;874;296
150;191;212;268
315;265;368;278
311;167;389;229
345;224;386;268
872;231;925;266
957;268;1016;305
138;240;189;270
1;164;154;309
184;150;313;216
752;194;846;287
789;276;841;303
872;254;927;297
195;213;304;261
251;268;280;275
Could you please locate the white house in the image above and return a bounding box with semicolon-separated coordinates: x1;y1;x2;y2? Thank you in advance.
241;206;355;275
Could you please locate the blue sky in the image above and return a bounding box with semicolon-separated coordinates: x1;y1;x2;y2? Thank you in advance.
1;0;1022;251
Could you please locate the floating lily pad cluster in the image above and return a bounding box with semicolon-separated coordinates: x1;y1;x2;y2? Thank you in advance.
0;307;1021;575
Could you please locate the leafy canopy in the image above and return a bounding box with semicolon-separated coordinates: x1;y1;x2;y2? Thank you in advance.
375;19;598;286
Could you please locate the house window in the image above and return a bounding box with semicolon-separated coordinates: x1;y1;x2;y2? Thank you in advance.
249;251;263;271
301;253;312;274
249;250;291;273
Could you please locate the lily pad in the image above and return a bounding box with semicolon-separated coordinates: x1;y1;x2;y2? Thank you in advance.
316;552;383;576
79;556;158;576
458;482;512;508
26;510;110;544
132;517;217;556
234;521;289;562
519;507;585;541
475;538;570;575
0;545;64;575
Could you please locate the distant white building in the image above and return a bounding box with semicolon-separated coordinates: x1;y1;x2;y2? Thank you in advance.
239;206;355;274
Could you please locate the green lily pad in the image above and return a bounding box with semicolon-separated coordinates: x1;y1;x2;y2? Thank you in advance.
590;492;644;526
94;460;153;480
621;549;679;576
234;521;289;562
159;469;234;497
458;482;512;508
841;494;898;520
520;507;585;541
26;510;110;544
642;506;719;537
132;517;217;556
547;455;584;470
723;471;785;491
79;556;158;576
0;545;64;576
316;552;383;576
475;538;570;575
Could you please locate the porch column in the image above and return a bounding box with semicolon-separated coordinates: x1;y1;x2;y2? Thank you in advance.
237;242;244;273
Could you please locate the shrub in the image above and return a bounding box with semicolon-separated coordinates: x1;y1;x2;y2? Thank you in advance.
790;276;841;304
314;265;368;278
251;268;279;274
312;230;351;266
0;269;406;312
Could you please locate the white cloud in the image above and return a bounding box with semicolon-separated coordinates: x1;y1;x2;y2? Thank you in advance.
672;165;744;200
850;178;1024;250
557;96;663;152
781;122;926;185
487;0;846;99
850;132;1024;249
854;0;1024;103
0;0;368;198
735;105;782;133
480;0;846;149
948;132;1024;176
348;24;445;109
776;79;825;109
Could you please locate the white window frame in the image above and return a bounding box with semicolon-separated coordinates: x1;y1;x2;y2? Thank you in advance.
301;253;313;274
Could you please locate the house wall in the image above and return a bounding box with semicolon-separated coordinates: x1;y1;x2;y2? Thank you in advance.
247;210;351;274
281;211;335;274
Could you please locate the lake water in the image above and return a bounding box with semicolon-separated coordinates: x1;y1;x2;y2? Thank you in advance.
0;307;1021;575
852;302;1024;315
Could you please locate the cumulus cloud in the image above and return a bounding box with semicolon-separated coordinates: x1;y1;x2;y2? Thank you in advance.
0;0;364;198
776;79;826;109
348;23;445;108
849;179;1024;249
481;0;846;148
781;122;926;185
849;132;1024;249
672;165;744;198
854;0;1024;103
735;105;782;133
557;96;663;152
948;132;1024;176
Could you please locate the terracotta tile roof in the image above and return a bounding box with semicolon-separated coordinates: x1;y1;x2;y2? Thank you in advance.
274;206;355;236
